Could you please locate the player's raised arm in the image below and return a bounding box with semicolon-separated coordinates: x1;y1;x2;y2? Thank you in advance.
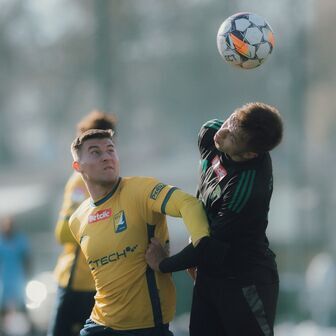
159;188;210;245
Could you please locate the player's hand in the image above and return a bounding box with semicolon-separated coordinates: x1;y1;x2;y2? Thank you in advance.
145;237;168;271
187;267;197;281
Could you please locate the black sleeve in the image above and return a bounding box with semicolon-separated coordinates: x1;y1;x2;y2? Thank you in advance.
159;242;198;273
159;236;230;273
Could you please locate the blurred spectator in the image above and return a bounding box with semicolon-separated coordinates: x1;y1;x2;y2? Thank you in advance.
305;253;336;326
0;216;32;334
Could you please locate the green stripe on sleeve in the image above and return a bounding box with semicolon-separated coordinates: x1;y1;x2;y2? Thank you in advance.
230;170;252;212
201;159;208;173
236;170;256;213
161;187;178;214
228;171;248;210
203;119;223;130
229;170;256;213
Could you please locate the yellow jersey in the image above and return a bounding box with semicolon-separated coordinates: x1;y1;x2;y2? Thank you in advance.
53;172;95;291
69;176;209;330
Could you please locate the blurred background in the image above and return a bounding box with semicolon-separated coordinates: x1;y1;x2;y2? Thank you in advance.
0;0;335;335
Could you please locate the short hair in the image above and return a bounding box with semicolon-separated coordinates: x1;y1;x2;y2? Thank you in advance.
76;110;117;135
234;102;283;153
71;129;114;161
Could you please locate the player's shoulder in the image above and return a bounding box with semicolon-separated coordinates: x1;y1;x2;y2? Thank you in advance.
201;119;223;131
69;198;91;224
198;119;223;151
64;172;88;202
239;152;272;172
68;199;91;238
122;176;160;187
121;176;167;199
228;155;272;196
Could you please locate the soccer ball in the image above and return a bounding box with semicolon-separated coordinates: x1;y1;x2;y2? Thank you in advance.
217;12;275;70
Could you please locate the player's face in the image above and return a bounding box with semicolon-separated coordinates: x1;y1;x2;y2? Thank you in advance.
213;114;250;161
77;138;120;186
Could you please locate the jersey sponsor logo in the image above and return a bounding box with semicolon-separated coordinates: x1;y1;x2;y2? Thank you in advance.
88;245;138;271
211;155;227;181
150;183;166;200
88;209;112;224
113;211;127;233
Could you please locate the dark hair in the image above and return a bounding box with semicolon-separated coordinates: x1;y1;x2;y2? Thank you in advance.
234;102;283;153
71;129;114;160
76;110;117;135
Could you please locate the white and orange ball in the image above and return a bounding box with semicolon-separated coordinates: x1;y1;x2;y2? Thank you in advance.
217;12;275;70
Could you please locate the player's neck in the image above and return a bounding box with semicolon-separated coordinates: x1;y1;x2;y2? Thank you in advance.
229;151;258;162
87;179;119;203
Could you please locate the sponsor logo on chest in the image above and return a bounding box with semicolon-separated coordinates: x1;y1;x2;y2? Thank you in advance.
211;155;227;181
88;208;112;224
89;245;138;271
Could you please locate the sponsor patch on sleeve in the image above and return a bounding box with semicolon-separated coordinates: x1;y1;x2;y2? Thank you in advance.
150;183;166;200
